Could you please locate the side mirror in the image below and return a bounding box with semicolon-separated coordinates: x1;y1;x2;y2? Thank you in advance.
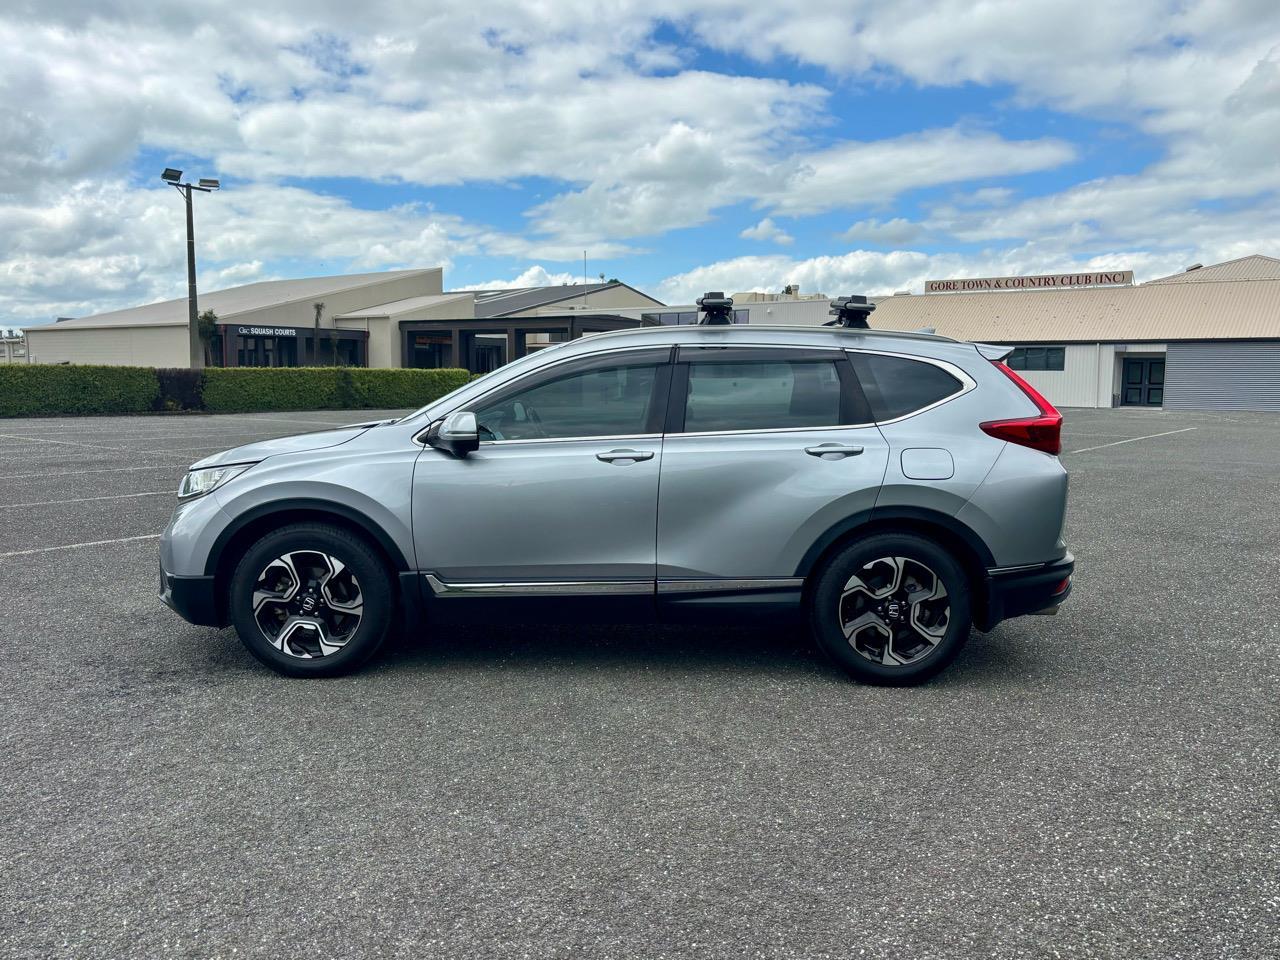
427;411;480;457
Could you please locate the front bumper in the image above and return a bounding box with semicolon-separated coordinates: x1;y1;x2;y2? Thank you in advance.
979;552;1074;631
160;565;225;627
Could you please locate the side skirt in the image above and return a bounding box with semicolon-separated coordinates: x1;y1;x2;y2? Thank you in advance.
414;574;806;625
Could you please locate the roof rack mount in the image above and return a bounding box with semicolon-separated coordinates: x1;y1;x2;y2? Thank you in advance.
696;291;736;325
825;295;876;329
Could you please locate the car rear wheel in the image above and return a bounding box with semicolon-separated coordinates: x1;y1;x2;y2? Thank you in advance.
229;523;394;677
810;533;972;685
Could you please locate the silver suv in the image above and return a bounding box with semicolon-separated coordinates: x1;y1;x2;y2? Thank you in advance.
161;324;1073;684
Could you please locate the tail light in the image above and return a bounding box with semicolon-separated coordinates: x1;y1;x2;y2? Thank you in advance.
980;362;1063;455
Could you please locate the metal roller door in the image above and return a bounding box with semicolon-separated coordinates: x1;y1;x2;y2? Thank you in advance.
1164;340;1280;411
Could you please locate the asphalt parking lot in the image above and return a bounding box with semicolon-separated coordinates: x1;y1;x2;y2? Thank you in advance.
1;407;1276;959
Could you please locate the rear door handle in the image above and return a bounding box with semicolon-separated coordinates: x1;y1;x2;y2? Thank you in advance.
596;449;655;464
805;443;864;460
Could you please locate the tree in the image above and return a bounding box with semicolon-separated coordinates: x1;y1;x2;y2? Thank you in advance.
197;309;219;366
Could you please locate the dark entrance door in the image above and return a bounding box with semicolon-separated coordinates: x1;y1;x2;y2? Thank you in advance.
1122;357;1164;406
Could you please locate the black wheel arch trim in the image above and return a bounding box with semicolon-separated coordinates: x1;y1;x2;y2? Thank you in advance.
204;498;412;578
794;506;997;579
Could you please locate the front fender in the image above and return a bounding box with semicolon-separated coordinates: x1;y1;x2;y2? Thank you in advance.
210;450;418;573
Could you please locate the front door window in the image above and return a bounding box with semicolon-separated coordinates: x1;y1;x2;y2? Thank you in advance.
473;360;663;441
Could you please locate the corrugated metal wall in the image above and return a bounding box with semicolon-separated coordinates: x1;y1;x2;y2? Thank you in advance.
1165;340;1280;411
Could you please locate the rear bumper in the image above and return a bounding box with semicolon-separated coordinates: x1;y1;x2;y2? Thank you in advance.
979;552;1074;631
160;566;225;627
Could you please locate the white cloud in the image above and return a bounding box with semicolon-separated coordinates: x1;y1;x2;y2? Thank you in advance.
0;180;521;323
453;265;581;290
739;218;793;245
842;217;924;245
2;1;1279;322
770;129;1075;216
656;243;1217;304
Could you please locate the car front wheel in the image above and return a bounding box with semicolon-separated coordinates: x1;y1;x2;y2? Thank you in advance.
228;523;394;677
810;533;972;685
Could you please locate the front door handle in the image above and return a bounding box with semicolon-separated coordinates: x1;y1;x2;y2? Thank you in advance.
596;449;655;464
805;443;864;460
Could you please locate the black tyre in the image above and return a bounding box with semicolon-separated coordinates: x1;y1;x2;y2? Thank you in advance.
228;523;394;677
810;533;972;685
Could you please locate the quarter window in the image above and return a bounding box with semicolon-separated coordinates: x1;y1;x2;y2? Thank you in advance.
683;359;847;432
850;353;965;422
473;362;661;441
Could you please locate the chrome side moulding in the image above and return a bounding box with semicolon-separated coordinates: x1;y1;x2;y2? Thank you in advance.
424;574;653;597
657;578;804;594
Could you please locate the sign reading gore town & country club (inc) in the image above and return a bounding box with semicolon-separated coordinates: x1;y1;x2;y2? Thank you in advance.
924;271;1133;293
235;326;298;336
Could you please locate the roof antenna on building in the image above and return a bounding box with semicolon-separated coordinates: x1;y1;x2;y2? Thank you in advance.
825;295;876;328
696;291;735;325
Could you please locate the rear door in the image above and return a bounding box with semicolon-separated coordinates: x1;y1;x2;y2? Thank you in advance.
655;345;889;588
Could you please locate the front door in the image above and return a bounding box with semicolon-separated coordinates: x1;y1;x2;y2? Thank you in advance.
1122;357;1164;406
412;347;672;592
656;346;889;589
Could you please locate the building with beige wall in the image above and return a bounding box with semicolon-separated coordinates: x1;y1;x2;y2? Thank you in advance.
22;269;663;373
1;333;29;363
867;255;1280;411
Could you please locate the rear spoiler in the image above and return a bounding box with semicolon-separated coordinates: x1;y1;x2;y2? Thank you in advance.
973;342;1014;362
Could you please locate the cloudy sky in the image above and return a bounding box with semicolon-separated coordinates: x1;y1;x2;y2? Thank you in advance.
3;0;1279;325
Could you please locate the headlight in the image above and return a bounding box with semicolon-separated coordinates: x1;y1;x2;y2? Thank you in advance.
178;463;254;501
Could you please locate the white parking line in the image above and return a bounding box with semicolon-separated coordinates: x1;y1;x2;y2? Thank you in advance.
0;464;189;481
238;415;356;426
0;533;160;559
1070;427;1197;454
0;432;123;451
6;491;173;508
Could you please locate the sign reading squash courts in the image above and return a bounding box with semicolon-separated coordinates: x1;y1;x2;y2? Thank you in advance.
924;271;1133;293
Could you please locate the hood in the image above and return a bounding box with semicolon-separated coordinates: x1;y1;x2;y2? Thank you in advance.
189;425;369;469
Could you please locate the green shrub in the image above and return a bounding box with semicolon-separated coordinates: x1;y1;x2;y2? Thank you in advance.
345;368;472;409
0;365;470;417
155;368;204;411
0;364;159;417
201;366;470;414
202;367;343;413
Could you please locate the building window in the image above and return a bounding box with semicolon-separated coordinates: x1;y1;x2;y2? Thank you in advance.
641;310;748;326
1007;346;1065;371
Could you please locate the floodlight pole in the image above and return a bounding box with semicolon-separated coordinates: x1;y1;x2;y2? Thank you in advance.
162;169;218;369
182;184;202;369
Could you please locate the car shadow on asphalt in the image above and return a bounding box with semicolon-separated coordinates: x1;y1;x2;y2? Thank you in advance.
372;621;1042;687
376;620;842;681
173;618;1042;688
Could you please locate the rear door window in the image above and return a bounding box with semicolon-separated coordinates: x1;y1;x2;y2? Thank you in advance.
849;352;965;422
675;348;869;432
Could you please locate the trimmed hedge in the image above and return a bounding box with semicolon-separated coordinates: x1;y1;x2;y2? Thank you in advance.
154;368;204;411
0;364;159;417
0;364;470;417
201;367;471;413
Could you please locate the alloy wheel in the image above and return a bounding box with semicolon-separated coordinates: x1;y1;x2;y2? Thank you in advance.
251;550;364;659
838;556;951;667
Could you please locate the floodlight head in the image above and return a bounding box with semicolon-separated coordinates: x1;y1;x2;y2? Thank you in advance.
828;294;876;329
161;168;183;183
696;291;735;325
198;178;220;190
